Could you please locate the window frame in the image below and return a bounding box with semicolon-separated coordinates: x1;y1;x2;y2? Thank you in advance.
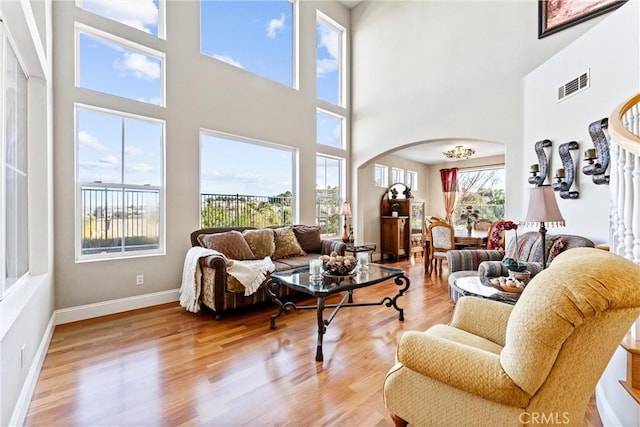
407;170;418;190
391;167;404;184
0;24;30;299
316;108;344;149
454;166;506;228
315;153;345;237
374;164;388;188
75;23;166;107
316;10;345;107
75;103;166;262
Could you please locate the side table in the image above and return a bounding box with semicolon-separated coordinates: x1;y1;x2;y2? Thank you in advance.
345;242;376;262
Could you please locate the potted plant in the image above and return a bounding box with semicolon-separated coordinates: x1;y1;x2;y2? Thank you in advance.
390;203;400;217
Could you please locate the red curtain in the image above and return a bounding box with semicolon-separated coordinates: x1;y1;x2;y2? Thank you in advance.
440;168;459;224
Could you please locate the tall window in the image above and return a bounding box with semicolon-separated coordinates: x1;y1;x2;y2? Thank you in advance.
407;170;418;190
454;167;505;227
76;106;164;259
374;164;388;188
316;12;343;106
200;132;295;227
76;26;165;106
77;0;164;38
200;0;295;88
316;155;343;235
316;109;343;148
2;36;29;297
391;167;404;184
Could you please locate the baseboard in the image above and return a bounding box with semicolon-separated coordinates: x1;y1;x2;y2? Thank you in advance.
8;313;56;427
596;382;622;427
55;289;180;325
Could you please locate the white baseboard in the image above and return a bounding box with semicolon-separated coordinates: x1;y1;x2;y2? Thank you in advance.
596;382;622;427
8;313;56;427
55;289;180;325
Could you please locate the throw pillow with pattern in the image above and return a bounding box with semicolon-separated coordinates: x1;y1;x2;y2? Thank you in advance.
243;228;276;259
197;230;256;260
272;226;306;259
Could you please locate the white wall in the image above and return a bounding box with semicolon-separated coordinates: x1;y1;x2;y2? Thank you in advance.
350;0;607;236
0;0;54;425
523;0;640;424
52;1;350;309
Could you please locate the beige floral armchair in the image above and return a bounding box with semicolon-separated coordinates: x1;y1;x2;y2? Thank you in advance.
384;248;640;426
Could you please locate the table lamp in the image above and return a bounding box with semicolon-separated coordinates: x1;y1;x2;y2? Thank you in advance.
340;202;352;243
521;186;565;269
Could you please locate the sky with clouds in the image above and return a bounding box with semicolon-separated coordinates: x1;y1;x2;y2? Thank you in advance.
77;0;342;198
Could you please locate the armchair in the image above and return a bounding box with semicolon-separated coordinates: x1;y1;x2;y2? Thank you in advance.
446;231;594;302
384;248;640;426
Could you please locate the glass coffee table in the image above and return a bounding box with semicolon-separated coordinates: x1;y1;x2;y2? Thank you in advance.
451;275;521;305
266;264;410;362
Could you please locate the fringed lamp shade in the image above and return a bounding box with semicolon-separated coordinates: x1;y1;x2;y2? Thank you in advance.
521;186;565;269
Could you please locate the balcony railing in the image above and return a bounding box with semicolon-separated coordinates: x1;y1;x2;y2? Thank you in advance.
200;193;293;228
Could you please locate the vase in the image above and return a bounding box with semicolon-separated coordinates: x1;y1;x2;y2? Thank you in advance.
508;270;531;284
466;222;472;235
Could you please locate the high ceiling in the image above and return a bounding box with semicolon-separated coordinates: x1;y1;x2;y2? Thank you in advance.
338;0;363;9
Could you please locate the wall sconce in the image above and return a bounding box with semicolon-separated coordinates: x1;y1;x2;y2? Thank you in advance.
582;118;610;185
528;139;552;186
552;141;579;199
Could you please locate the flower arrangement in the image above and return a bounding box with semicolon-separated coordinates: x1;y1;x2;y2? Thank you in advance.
460;205;480;225
319;252;357;276
492;220;527;272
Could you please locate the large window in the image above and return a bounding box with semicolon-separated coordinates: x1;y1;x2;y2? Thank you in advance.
77;0;164;38
316;155;343;235
407;170;418;190
76;26;165;106
2;35;29;297
454;167;505;228
391;167;404;184
200;0;295;88
200;132;295;227
76;106;164;260
316;12;343;106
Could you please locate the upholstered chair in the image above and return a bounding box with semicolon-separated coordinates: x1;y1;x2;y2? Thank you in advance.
426;220;454;274
384;248;640;427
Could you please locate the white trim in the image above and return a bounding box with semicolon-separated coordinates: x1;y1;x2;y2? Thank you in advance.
595;382;623;427
8;312;56;427
55;288;179;325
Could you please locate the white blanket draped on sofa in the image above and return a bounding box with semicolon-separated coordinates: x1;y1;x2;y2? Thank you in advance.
180;246;275;313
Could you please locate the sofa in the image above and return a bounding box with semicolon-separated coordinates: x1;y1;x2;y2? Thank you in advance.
384;248;640;426
190;225;346;319
446;231;594;302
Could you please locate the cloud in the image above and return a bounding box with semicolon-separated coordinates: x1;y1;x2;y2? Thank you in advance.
115;52;160;80
128;163;154;173
135;97;162;105
125;145;144;156
317;24;340;77
201;169;287;195
78;131;104;151
100;155;119;165
82;0;158;34
266;13;285;39
213;54;244;69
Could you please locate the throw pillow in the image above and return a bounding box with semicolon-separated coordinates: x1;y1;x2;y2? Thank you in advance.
272;226;306;259
547;238;565;264
243;229;276;259
197;231;256;260
292;225;322;254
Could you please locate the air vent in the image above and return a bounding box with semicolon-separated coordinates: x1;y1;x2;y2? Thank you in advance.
557;70;590;102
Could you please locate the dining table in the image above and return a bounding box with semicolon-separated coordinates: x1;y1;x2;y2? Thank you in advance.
424;228;488;267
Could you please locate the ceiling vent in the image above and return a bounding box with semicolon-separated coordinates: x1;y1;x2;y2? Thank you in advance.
557;70;590;102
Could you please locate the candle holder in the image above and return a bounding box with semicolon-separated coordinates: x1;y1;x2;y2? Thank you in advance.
528;139;552;186
552;141;579;199
582;118;610;185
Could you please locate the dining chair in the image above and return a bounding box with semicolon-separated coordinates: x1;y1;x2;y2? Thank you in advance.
474;218;493;232
425;220;455;275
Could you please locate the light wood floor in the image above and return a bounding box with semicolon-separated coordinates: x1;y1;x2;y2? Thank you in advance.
24;258;602;426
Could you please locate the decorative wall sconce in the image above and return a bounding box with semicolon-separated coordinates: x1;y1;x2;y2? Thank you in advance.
528;139;552;186
552;141;579;199
582;118;610;185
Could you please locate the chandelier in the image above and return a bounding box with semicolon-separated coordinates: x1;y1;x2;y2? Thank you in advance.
444;145;475;160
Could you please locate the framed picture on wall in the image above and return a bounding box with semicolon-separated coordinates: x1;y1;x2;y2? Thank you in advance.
538;0;627;39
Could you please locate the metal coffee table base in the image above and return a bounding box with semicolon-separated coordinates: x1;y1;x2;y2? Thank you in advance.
267;276;409;362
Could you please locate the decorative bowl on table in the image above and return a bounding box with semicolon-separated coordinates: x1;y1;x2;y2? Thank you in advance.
319;253;357;277
490;276;525;294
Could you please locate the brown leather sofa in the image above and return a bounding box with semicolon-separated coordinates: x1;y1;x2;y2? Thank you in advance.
190;226;346;319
